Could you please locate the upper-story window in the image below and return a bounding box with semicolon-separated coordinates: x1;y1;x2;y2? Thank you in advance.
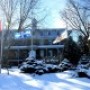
48;39;53;45
51;31;57;36
57;31;60;36
40;31;43;36
44;31;48;36
48;31;51;36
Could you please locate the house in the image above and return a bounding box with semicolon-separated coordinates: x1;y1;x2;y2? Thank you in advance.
8;28;66;60
0;19;73;65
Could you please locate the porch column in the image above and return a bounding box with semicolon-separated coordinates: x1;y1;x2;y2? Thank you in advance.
40;49;44;59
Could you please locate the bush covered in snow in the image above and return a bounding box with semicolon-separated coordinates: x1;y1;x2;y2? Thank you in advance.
77;55;90;71
76;55;90;78
44;64;60;73
20;54;90;77
20;59;60;74
20;59;37;73
59;58;72;72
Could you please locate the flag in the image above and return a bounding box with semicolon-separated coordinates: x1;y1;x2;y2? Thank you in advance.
88;36;90;40
53;30;68;44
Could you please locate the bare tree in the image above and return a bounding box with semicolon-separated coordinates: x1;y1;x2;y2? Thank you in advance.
18;0;39;31
0;0;18;73
61;0;90;54
0;0;18;30
0;0;46;31
61;0;90;39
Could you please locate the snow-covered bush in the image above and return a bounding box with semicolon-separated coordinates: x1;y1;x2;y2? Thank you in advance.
44;64;59;73
34;61;46;75
76;55;90;78
35;69;44;75
77;55;90;70
59;58;72;71
20;59;46;74
20;60;36;73
20;58;61;74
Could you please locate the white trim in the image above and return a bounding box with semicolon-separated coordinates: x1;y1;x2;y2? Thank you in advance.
5;45;64;50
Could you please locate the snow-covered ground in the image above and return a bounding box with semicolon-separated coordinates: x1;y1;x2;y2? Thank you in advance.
0;68;90;90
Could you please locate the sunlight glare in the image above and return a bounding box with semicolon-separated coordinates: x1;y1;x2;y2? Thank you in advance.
54;19;66;28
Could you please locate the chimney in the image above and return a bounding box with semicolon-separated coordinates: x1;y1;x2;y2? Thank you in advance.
32;18;37;30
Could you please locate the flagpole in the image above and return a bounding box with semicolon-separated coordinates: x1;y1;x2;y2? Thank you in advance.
0;21;3;73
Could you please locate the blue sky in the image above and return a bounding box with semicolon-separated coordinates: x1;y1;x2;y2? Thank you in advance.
0;0;67;29
40;0;67;28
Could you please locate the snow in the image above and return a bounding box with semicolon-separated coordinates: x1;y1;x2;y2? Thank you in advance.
0;68;90;90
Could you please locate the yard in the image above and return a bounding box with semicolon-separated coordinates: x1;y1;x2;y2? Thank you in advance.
0;67;90;90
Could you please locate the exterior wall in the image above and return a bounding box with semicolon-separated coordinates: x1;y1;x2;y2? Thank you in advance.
2;28;67;65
